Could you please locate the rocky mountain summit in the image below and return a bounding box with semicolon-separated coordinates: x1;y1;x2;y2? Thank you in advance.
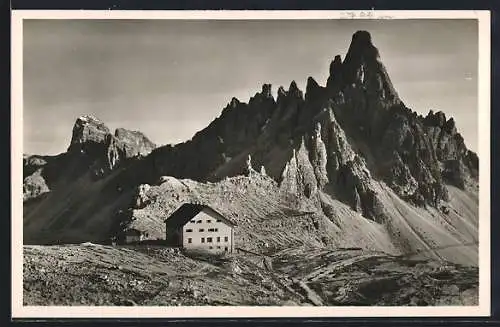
68;115;155;168
23;114;156;201
23;30;478;266
136;30;477;218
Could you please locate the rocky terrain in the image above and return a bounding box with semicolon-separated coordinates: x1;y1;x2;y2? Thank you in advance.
24;244;478;306
22;30;480;306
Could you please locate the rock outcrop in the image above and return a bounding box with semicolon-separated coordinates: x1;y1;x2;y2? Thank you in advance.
423;110;478;188
23;155;55;201
23;30;479;265
148;84;277;181
27;30;478;217
136;31;475;217
67;115;111;155
23;168;50;201
67;115;155;173
22;115;156;201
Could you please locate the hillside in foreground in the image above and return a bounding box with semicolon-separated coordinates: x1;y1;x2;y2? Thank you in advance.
24;244;478;306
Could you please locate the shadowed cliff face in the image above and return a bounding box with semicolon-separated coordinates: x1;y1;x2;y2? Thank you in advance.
135;30;477;216
24;31;477;212
23;31;479;265
67;114;156;172
345;31;399;98
23;114;156;201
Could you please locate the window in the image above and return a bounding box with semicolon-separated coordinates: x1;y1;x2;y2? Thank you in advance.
190;220;195;223
207;237;213;243
217;246;221;249
207;220;212;223
199;228;204;232
201;237;205;243
224;236;228;242
216;219;221;222
214;228;218;232
217;237;220;243
225;247;228;252
186;229;193;232
209;246;213;249
196;220;202;224
188;238;192;244
208;228;214;232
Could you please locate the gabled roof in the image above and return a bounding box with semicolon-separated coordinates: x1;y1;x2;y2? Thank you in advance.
164;203;237;228
125;228;143;236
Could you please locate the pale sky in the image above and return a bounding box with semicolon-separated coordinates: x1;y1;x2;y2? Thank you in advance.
23;19;478;155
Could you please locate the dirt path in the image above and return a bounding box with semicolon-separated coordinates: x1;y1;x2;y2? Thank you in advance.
23;244;479;306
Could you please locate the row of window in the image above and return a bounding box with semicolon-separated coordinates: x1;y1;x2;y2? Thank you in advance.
185;228;219;233
209;246;229;251
186;236;229;243
190;219;222;224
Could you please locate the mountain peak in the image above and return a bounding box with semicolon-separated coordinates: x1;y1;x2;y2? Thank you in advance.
352;30;374;47
68;114;110;153
77;114;104;124
288;80;304;99
340;30;399;102
345;30;379;62
23;29;479;269
326;31;382;93
261;83;273;98
307;76;319;87
326;55;343;90
66;114;156;173
229;97;240;108
306;76;324;100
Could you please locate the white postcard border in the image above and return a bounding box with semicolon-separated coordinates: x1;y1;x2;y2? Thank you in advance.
11;9;491;318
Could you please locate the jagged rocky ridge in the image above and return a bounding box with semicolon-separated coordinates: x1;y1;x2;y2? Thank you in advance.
23;115;156;200
23;31;479;265
136;30;477;218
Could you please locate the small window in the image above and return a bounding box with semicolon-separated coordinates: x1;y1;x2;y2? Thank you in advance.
214;228;218;232
207;237;213;243
217;246;221;249
224;247;228;252
208;228;214;232
209;246;213;249
217;237;220;243
216;219;221;222
196;220;202;224
190;220;195;223
188;238;192;244
201;237;205;243
199;228;204;232
207;220;212;223
185;229;193;232
224;236;228;242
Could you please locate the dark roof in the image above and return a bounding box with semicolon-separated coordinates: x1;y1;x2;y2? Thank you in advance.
125;228;143;236
164;203;236;228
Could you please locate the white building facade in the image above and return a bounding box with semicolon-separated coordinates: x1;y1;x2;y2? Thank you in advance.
182;209;234;253
165;204;236;253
